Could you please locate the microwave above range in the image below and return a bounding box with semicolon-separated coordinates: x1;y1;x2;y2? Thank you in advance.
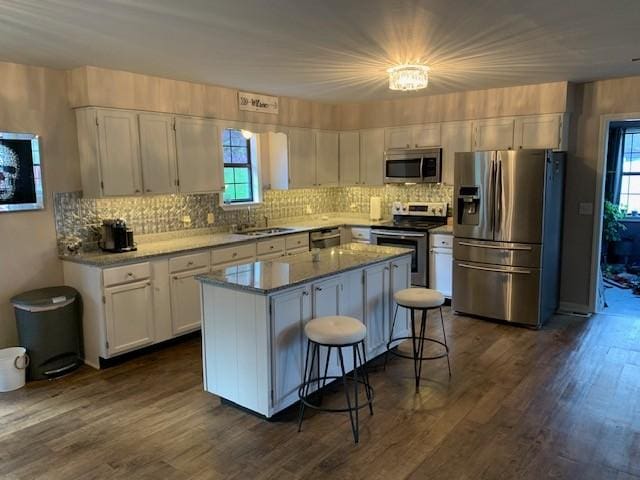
384;147;442;184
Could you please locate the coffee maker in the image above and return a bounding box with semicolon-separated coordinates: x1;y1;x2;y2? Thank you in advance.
100;219;136;253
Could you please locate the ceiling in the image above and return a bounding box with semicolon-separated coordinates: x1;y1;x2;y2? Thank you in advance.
1;0;639;102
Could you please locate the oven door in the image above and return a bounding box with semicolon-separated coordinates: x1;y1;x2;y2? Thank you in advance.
384;154;422;183
370;230;427;286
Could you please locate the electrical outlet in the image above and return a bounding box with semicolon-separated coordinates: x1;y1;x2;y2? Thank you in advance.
305;205;312;214
182;215;192;225
207;213;215;224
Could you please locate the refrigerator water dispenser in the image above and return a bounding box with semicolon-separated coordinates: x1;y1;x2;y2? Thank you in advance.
457;186;480;225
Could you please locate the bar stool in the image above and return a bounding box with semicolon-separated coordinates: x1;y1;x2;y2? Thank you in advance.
297;315;374;443
385;288;451;391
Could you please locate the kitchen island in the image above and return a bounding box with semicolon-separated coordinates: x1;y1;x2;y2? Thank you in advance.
196;243;412;417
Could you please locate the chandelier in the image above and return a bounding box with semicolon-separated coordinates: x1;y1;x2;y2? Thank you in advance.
387;64;430;91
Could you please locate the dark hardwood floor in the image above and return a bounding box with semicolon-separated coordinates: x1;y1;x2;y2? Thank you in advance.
2;308;640;479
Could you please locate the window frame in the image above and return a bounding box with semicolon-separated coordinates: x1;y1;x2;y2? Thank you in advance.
219;128;262;209
619;129;640;216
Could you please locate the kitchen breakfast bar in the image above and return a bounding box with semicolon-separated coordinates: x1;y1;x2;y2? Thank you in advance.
196;243;412;417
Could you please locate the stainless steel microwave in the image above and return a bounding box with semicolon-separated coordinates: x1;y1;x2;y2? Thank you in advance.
384;148;442;183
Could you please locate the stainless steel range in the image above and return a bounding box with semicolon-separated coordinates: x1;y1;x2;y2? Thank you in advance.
371;202;447;286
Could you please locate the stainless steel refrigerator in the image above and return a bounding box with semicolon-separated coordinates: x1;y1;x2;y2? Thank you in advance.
452;149;565;327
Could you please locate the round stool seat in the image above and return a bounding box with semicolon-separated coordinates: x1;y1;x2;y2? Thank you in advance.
305;316;366;345
394;288;444;309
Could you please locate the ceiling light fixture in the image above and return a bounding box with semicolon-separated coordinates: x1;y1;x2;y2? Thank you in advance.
387;64;430;92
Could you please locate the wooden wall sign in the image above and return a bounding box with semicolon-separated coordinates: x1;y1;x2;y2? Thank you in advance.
238;91;279;114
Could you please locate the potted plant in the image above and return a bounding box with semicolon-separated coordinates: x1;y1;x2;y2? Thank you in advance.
602;200;627;266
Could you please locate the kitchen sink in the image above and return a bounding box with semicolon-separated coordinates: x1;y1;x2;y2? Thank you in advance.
241;227;296;236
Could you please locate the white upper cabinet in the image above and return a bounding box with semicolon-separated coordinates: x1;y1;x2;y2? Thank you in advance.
513;114;566;150
472;117;515;151
441;121;473;185
138;113;178;194
315;130;339;186
288;127;316;188
413;123;442;148
84;108;143;197
385;124;441;149
339;131;360;185
175;117;223;193
360;128;385;186
385;126;413;149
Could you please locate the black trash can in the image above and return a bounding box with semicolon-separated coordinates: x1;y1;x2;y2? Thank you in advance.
11;286;83;380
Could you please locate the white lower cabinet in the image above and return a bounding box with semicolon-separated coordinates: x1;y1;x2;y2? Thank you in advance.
363;263;390;358
429;234;453;298
104;279;154;356
389;256;411;346
271;286;312;410
170;266;210;335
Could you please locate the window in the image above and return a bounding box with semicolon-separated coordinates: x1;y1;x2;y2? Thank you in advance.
620;131;640;214
221;128;260;205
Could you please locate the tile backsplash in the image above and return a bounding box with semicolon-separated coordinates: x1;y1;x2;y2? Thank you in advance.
54;184;452;250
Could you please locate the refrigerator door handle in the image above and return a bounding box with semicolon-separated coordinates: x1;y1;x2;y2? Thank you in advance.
457;263;531;275
457;241;532;251
489;157;495;232
495;158;502;234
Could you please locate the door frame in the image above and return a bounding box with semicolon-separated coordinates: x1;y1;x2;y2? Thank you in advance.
590;111;640;313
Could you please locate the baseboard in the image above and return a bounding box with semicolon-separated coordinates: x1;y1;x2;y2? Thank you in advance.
557;301;592;316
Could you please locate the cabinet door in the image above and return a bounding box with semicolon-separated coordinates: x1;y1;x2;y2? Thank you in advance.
339;131;360;185
429;248;453;298
175;117;223;193
473;118;514;151
170;266;209;336
441;121;472;185
360;128;385;186
514;114;562;150
138;113;178;194
363;263;389;358
315;131;339;186
389;257;411;346
96;109;142;196
104;280;154;356
288;128;316;188
271;287;311;408
385;126;413;149
413;124;442;148
312;276;344;377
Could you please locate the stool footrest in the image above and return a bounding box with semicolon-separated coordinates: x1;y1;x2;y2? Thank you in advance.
386;336;449;361
298;375;374;413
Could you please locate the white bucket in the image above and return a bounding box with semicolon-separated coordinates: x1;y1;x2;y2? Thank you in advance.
0;347;29;392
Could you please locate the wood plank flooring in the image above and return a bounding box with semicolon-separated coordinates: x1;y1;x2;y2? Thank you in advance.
2;309;640;479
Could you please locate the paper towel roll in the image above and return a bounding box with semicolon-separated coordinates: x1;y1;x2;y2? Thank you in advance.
370;196;382;221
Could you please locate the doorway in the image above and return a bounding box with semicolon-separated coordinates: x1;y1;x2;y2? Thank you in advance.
594;117;640;314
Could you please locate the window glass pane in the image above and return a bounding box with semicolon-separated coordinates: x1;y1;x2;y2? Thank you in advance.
231;147;248;164
223;146;232;163
626;195;640;213
235;183;251;200
229;130;246;147
223;184;236;203
222;129;232;147
626;153;640;173
224;167;234;184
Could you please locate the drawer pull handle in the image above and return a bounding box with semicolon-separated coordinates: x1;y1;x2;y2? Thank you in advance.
302;291;309;296
270;245;274;249
315;287;323;292
232;252;237;257
187;261;194;266
458;241;532;251
127;272;134;277
458;263;531;275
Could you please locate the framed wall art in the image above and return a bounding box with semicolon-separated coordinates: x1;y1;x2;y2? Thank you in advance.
0;131;43;213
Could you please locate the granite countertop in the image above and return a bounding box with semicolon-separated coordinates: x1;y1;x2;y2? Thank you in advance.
196;243;412;294
59;215;392;267
430;224;453;234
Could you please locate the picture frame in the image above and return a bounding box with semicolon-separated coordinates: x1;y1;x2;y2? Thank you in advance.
0;131;44;213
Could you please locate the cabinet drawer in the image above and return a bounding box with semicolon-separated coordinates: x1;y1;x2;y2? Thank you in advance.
351;227;371;241
257;237;286;256
286;246;309;256
211;243;256;266
430;234;453;248
285;233;309;251
169;251;210;273
103;262;151;287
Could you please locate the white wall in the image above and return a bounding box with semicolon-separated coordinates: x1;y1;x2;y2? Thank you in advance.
0;62;80;347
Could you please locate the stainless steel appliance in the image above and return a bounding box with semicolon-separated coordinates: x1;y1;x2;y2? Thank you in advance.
452;149;565;327
371;202;447;286
100;219;137;253
310;228;341;249
384;148;442;183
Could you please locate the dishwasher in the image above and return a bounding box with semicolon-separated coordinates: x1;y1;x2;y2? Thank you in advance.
310;228;341;249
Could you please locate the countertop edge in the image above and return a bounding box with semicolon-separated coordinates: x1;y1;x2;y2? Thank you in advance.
196;250;412;295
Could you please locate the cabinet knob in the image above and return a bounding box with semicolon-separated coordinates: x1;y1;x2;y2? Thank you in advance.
187;261;194;266
147;281;152;286
127;272;134;277
232;252;237;257
173;276;178;280
393;264;399;269
270;245;274;249
145;189;151;193
415;143;419;148
316;287;323;292
303;291;309;296
135;189;141;193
